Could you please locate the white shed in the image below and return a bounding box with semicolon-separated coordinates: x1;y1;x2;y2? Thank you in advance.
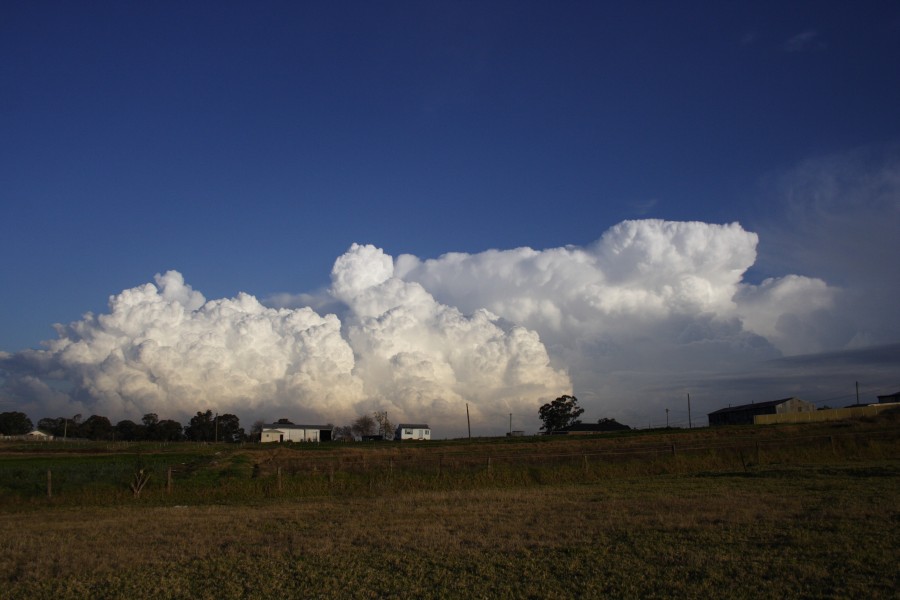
395;423;431;441
260;423;333;443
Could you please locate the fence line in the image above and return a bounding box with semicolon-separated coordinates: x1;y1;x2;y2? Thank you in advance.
5;428;897;501
256;428;899;475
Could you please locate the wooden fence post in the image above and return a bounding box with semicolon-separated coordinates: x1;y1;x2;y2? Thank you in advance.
583;454;589;477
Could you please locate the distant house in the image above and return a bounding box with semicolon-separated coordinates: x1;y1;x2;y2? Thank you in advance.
260;423;333;443
708;397;815;426
395;424;431;441
25;429;53;441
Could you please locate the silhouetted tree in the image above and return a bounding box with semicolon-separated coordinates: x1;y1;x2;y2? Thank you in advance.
351;414;376;439
373;411;394;440
0;411;33;435
217;413;245;443
185;410;216;441
156;419;184;441
333;425;355;442
141;413;159;439
538;395;584;433
115;419;142;441
81;415;113;440
249;420;265;442
37;417;66;437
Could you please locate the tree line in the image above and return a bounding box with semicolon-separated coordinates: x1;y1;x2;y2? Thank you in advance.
0;410;246;443
330;411;394;441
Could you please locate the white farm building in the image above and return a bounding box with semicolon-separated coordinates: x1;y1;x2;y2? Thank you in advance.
395;423;431;441
260;423;333;443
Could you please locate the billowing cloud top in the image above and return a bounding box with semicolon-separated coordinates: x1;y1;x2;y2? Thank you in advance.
1;215;893;434
396;220;761;344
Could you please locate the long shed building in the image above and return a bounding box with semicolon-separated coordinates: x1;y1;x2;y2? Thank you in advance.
261;423;333;443
708;397;815;426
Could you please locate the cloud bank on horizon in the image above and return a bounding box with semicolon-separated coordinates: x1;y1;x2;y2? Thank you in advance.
4;203;896;435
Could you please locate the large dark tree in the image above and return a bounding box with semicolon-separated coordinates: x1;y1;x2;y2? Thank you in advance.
184;410;216;442
37;417;66;437
115;419;142;441
155;419;184;441
141;413;159;439
538;395;584;433
80;415;113;440
217;413;245;443
0;411;33;435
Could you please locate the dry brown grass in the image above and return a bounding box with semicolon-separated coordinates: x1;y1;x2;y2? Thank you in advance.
1;460;898;599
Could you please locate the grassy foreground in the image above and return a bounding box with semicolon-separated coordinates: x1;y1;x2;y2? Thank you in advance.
1;459;898;599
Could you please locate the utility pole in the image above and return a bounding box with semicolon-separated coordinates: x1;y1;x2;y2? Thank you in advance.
687;393;692;429
214;412;218;443
466;403;471;439
665;408;669;428
509;413;512;435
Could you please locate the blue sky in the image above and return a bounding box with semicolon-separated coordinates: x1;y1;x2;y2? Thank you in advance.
1;2;899;433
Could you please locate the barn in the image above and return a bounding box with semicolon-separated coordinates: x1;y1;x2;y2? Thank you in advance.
708;397;815;426
260;423;333;443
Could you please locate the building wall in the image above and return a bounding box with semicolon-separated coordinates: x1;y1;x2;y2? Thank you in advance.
756;403;899;424
261;428;322;443
775;398;816;414
397;427;431;440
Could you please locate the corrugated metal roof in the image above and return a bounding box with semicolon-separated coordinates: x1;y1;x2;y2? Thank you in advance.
707;397;798;415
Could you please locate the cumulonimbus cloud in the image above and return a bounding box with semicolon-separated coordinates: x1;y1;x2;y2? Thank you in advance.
2;209;895;433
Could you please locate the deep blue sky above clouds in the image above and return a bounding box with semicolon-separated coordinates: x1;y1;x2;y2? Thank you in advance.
1;2;899;431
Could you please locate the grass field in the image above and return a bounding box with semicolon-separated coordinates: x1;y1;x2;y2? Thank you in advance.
1;420;898;598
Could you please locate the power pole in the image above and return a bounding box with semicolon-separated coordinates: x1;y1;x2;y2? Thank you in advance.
466;403;471;439
509;413;512;435
687;393;692;429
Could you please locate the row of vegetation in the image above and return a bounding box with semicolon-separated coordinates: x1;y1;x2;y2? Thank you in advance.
0;410;246;442
0;394;620;446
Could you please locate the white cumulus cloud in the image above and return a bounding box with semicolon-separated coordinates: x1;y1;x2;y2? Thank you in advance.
2;271;364;425
2;207;896;434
